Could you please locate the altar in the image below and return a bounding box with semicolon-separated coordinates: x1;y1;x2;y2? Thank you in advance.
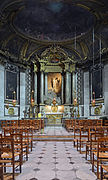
45;112;63;125
41;98;64;125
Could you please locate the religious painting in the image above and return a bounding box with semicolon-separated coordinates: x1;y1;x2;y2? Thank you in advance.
5;70;18;100
92;69;103;99
48;73;61;95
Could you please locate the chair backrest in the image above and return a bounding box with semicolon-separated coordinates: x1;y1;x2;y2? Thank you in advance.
96;137;108;157
0;136;14;156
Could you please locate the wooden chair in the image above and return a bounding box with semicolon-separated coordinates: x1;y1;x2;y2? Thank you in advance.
92;137;108;179
73;120;90;148
66;119;74;132
101;165;108;180
3;128;29;161
0;148;3;180
1;120;7;130
86;129;104;161
16;128;33;153
73;119;81;147
11;133;27;163
33;119;40;131
0;134;3;179
77;127;89;153
0;136;22;180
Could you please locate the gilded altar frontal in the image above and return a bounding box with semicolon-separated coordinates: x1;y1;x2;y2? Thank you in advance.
48;73;61;95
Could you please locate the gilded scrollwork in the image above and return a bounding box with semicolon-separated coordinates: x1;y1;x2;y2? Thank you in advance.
41;46;68;63
35;46;77;73
67;56;75;63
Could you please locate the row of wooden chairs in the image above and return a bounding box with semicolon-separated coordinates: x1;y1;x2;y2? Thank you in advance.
64;119;103;132
69;119;108;179
0;119;44;180
73;119;102;150
0;130;34;179
0;119;44;132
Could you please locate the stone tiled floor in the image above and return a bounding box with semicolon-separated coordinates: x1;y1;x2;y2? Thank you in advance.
16;127;97;180
43;126;72;135
36;126;72;136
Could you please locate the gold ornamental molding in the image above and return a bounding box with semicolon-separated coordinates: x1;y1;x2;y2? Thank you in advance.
45;65;62;73
20;41;29;60
41;46;68;62
35;46;76;73
33;63;38;73
80;41;89;58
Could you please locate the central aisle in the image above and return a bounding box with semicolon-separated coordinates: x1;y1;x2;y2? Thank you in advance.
16;127;97;180
43;126;72;136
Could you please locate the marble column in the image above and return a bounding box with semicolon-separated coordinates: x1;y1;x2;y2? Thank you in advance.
40;72;44;104
84;71;90;117
61;73;64;104
0;64;4;120
65;71;71;104
104;64;108;115
20;71;26;118
45;73;48;96
34;72;37;104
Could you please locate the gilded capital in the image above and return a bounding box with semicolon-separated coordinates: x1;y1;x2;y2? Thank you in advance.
40;62;45;72
70;64;75;73
64;63;70;72
34;64;38;73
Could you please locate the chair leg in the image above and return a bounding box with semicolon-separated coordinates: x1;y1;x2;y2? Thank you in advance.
92;153;94;172
0;166;4;180
85;145;88;160
97;159;99;179
31;141;33;151
4;163;6;173
26;146;28;161
90;149;92;163
77;139;78;151
19;154;22;173
80;140;81;154
73;140;75;147
13;163;15;180
101;166;103;180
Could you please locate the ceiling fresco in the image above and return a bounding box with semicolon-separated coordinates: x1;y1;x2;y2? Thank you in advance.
0;0;108;68
13;0;95;41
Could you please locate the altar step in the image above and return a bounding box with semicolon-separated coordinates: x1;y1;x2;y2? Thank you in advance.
33;135;73;141
46;124;62;127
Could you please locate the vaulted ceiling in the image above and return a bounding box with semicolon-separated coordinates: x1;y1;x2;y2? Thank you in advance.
0;0;108;68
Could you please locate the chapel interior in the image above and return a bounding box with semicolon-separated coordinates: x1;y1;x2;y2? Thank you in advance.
1;0;108;180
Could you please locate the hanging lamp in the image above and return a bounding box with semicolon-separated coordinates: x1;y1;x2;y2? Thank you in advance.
91;28;95;107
